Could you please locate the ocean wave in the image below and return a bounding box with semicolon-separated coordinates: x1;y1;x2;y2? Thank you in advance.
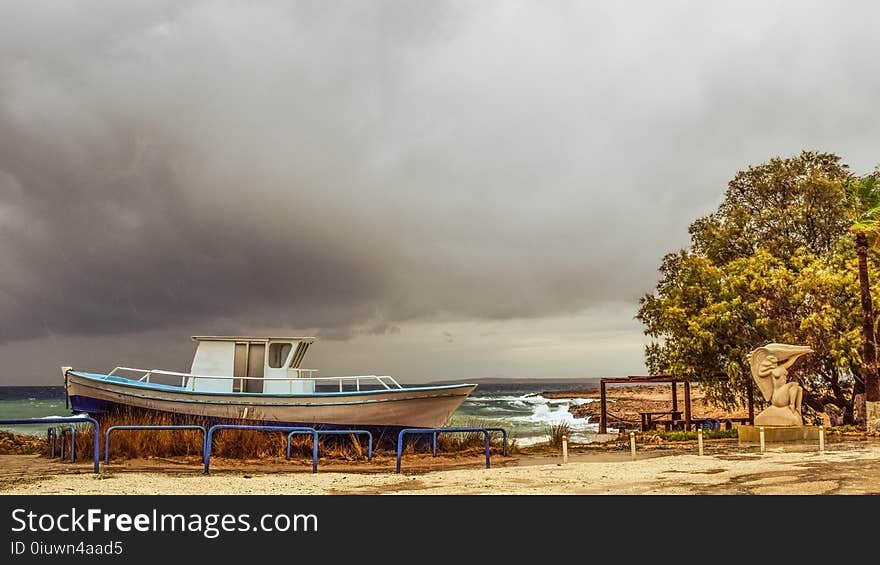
512;426;602;446
460;390;602;442
509;403;592;429
467;393;596;406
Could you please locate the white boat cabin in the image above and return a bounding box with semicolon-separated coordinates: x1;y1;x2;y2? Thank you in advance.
189;336;316;394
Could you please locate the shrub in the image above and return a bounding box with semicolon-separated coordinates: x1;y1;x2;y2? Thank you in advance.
641;428;738;442
546;422;571;448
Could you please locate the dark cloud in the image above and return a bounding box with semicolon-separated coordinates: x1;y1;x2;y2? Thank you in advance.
1;2;880;382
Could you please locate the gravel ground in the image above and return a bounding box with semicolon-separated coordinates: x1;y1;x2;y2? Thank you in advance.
3;437;879;495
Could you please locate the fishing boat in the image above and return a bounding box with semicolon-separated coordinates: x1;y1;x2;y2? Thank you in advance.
62;336;476;433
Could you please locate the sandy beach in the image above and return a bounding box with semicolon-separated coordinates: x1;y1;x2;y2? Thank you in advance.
3;436;880;495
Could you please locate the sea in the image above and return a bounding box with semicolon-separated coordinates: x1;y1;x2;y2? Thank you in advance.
0;386;71;436
0;380;604;445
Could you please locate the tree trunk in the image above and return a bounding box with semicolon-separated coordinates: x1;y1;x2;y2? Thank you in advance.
855;232;880;406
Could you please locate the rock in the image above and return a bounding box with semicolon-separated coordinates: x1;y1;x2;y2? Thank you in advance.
0;430;46;455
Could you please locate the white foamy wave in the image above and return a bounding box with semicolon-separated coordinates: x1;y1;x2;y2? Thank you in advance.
570;398;596;406
510;402;592;430
456;388;604;445
467;394;543;403
513;435;554;447
468;393;595;406
512;423;603;446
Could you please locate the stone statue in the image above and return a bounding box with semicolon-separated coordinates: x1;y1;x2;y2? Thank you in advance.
747;343;812;426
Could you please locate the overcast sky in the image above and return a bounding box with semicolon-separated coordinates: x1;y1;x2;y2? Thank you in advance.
1;1;879;385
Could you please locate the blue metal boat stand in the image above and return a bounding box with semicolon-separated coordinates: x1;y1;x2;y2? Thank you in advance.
431;427;508;457
0;417;101;473
396;427;508;473
59;425;77;463
285;429;373;473
104;425;208;465
203;425;315;474
46;427;57;458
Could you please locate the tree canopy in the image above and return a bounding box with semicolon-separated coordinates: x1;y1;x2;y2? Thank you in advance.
637;151;878;419
688;151;855;264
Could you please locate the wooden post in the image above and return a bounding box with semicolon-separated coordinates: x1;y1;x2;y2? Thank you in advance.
562;435;568;464
819;426;825;453
684;381;692;431
698;428;704;456
629;432;636;459
599;380;607;434
759;426;765;452
671;382;678;415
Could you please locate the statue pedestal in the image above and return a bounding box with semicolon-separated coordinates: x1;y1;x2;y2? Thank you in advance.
737;425;820;444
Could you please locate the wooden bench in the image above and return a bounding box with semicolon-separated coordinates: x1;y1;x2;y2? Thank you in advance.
680;417;752;431
639;411;682;431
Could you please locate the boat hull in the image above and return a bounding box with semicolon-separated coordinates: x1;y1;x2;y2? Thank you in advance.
65;370;476;430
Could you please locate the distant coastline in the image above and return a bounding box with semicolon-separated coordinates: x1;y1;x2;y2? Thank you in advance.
424;376;602;387
0;386;65;400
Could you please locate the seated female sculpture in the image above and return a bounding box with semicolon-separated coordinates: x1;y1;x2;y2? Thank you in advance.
747;343;812;426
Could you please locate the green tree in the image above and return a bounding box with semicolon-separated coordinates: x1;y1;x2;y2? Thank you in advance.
689;151;855;264
638;151;876;421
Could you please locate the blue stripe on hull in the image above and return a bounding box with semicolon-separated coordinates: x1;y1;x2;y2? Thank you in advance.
70;394;114;416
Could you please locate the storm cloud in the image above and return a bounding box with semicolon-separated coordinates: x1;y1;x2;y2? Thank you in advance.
2;1;880;382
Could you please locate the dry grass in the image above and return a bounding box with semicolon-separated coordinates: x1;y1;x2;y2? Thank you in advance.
68;408;371;462
546;422;571;448
395;417;510;456
60;409;510;462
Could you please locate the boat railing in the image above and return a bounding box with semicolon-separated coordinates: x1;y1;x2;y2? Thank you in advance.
312;375;403;392
107;367;403;392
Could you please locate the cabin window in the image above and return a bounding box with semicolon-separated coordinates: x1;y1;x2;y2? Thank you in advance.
268;342;292;368
289;341;310;368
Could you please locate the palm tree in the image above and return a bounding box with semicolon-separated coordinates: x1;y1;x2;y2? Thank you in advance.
848;172;880;424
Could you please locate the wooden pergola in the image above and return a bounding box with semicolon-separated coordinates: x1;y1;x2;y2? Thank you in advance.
597;375;755;434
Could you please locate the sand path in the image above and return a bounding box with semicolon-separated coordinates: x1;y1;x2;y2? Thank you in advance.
3;439;880;495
